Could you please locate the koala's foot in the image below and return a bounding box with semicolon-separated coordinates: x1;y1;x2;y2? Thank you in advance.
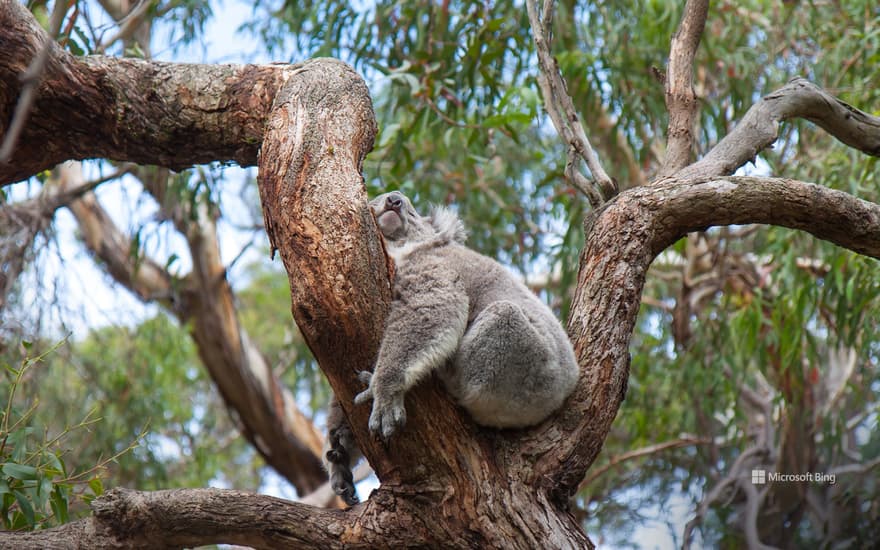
367;397;406;440
328;461;358;506
323;399;362;506
325;439;357;505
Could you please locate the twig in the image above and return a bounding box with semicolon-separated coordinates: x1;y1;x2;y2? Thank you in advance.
659;0;709;177
95;0;156;54
829;456;880;476
525;0;616;206
0;0;69;164
580;436;711;488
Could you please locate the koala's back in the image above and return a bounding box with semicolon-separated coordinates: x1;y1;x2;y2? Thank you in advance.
399;241;579;429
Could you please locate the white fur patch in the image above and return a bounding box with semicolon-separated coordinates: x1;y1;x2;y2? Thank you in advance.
430;206;467;244
387;240;420;264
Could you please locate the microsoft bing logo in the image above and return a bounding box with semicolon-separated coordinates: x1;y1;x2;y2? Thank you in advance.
751;469;766;485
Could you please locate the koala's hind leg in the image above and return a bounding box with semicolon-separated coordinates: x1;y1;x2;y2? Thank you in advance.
448;300;561;428
323;397;361;505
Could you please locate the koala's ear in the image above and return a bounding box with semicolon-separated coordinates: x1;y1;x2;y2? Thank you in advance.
430;206;467;244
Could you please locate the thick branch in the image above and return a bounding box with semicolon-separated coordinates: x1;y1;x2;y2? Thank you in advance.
677;77;880;180
645;176;880;259
257;57;468;487
0;0;284;185
253;60;595;549
659;0;709;176
528;175;880;499
0;488;348;550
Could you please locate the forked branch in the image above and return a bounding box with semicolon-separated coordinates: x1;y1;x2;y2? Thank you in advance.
525;0;616;205
535;174;880;499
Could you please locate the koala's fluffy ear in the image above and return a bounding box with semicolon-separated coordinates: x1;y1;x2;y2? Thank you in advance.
429;206;467;244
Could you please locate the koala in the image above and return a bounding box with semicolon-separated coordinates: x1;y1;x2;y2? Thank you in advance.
323;191;579;504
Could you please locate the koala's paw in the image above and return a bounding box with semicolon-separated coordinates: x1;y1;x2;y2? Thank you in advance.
368;396;406;440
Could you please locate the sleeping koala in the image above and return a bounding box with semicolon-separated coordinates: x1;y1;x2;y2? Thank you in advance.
323;191;579;504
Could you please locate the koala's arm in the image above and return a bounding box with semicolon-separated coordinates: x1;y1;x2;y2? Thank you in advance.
356;255;468;439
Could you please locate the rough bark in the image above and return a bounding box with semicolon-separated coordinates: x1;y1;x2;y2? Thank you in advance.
659;0;709;176
0;0;282;185
255;56;594;548
0;488;348;550
518;174;880;502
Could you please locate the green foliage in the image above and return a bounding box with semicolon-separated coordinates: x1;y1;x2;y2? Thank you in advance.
6;315;262;501
1;342;108;530
246;0;571;276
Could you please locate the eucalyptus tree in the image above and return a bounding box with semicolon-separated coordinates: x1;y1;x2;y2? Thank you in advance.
1;0;878;547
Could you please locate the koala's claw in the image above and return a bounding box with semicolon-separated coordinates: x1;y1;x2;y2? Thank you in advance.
368;398;406;440
325;448;344;464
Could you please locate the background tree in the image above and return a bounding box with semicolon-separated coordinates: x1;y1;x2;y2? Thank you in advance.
1;0;878;548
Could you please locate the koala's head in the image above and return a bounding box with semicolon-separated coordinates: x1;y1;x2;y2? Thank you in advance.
370;191;468;246
370;191;433;244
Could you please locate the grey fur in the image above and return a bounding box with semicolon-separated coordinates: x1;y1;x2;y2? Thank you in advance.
324;191;580;503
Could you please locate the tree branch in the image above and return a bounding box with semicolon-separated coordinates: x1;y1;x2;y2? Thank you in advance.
528;174;880;501
659;0;709;177
0;488;349;550
525;0;616;204
829;455;880;477
676;77;880;180
57;165;175;305
580;436;711;489
0;0;68;163
57;163;329;495
682;445;769;550
0;0;285;185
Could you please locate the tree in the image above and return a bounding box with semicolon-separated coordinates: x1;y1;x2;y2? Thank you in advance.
1;0;878;547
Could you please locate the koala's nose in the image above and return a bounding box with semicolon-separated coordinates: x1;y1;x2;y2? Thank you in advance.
386;194;403;210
